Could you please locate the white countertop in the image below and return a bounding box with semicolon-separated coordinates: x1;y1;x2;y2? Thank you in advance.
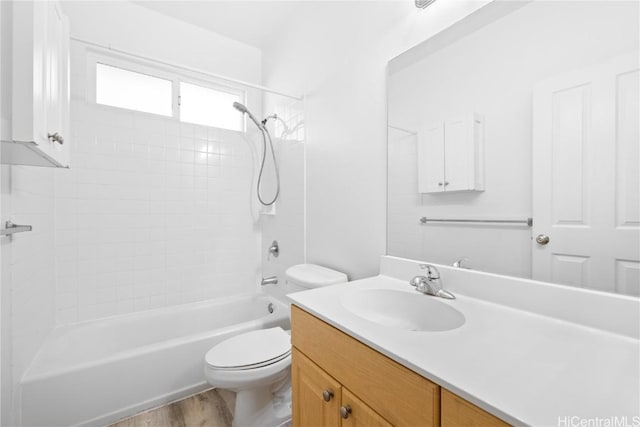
289;270;640;426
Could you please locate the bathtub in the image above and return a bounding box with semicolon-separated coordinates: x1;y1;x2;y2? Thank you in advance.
20;293;290;427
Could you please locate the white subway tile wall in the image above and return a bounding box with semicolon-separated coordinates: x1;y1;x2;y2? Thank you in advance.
9;165;57;381
54;100;262;323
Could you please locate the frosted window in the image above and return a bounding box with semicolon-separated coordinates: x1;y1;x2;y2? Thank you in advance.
96;63;172;116
179;82;243;131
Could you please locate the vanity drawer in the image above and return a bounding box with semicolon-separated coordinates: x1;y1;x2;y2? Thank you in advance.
291;305;441;427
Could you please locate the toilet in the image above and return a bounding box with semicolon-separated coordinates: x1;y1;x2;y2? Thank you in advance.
204;264;348;427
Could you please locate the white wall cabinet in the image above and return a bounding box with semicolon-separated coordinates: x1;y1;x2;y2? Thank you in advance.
417;113;484;193
2;0;70;168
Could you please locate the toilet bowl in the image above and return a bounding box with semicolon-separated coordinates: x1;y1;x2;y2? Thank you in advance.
205;327;292;427
204;264;348;426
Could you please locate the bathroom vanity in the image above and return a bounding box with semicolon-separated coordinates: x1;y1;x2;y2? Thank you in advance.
291;305;507;427
289;256;640;426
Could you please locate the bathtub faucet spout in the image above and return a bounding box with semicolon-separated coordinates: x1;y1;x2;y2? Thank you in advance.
261;276;278;286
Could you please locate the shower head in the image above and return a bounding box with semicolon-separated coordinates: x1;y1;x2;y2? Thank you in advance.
232;102;248;114
233;102;262;129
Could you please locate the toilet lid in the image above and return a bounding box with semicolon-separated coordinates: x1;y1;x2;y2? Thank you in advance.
205;327;291;370
285;264;348;288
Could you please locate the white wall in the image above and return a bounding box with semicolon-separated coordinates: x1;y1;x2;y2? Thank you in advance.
387;0;639;278
262;1;492;280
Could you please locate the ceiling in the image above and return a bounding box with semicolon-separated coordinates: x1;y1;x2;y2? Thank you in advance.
134;1;311;49
135;1;412;50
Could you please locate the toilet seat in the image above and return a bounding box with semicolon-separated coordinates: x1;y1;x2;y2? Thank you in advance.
205;327;291;371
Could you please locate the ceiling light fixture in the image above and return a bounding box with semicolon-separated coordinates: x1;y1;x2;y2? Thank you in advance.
415;0;437;9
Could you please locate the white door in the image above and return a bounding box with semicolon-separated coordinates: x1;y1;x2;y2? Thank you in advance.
532;53;640;296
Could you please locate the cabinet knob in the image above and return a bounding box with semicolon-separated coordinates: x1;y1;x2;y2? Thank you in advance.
444;181;449;186
340;405;352;419
48;132;64;145
438;182;443;186
322;389;334;402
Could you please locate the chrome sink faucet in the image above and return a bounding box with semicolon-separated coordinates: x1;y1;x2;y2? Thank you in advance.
409;264;455;299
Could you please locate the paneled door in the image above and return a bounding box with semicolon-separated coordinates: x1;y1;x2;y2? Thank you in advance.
532;53;640;295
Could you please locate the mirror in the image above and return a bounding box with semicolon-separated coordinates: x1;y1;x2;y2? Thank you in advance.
387;0;639;296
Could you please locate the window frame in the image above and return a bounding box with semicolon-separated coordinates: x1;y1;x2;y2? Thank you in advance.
178;77;246;131
86;49;248;131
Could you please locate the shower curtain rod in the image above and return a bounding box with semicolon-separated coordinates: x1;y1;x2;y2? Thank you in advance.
71;36;304;101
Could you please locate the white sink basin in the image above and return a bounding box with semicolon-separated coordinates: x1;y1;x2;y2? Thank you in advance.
341;289;465;332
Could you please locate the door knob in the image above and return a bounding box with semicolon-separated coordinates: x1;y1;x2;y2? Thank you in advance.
322;389;334;402
536;234;550;245
340;405;352;419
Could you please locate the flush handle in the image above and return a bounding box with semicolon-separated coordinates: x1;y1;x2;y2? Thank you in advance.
340;405;352;419
322;389;334;402
536;234;550;245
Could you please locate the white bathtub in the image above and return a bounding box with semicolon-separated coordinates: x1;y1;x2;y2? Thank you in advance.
20;293;290;427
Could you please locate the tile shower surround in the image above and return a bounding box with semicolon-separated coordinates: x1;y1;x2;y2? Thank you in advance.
53;101;263;323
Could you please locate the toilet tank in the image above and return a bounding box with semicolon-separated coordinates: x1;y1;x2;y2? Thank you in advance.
284;264;348;292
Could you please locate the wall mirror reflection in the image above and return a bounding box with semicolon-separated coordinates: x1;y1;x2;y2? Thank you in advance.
387;0;639;296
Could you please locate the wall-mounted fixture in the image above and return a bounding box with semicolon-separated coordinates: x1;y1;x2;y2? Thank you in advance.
415;0;437;9
268;240;279;260
1;221;33;237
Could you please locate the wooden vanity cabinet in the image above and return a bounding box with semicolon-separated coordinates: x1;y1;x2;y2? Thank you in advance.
291;305;512;427
291;305;440;427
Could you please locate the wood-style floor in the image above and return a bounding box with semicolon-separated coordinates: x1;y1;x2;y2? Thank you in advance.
108;389;235;427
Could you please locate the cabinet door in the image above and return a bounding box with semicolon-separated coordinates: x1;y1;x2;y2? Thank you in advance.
292;349;342;427
12;0;48;144
443;116;470;192
417;122;445;193
43;0;70;166
441;389;510;427
340;388;392;427
11;0;69;167
444;114;484;192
